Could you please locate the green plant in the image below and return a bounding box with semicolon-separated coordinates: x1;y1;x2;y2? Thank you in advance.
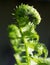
8;4;50;65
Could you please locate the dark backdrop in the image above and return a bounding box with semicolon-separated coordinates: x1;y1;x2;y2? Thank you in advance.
0;0;50;65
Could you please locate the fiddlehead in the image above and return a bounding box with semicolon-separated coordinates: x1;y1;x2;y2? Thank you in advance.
8;4;50;65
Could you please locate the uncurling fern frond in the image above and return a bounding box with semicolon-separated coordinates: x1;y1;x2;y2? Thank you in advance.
8;4;50;65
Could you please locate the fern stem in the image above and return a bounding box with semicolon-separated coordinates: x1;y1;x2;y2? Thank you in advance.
14;53;22;65
24;38;30;65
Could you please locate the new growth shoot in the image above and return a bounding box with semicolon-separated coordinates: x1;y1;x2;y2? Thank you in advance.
8;4;50;65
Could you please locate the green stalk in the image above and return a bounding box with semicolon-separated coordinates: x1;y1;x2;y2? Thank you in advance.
14;54;22;65
24;38;30;65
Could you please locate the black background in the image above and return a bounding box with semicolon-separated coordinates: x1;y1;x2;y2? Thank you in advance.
0;0;50;65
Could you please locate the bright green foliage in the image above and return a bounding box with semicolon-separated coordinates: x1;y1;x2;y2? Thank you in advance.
8;4;50;65
15;4;41;26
